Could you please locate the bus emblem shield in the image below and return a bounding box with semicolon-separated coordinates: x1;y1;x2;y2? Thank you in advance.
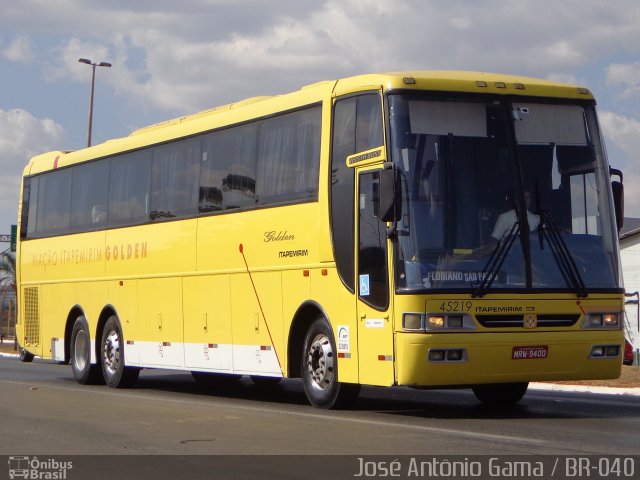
523;314;537;329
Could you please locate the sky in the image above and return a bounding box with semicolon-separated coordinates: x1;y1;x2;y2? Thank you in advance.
1;0;640;233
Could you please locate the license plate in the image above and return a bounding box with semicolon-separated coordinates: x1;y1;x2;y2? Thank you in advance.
512;345;548;360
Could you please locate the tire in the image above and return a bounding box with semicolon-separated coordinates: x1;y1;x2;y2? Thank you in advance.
301;317;360;409
472;382;529;406
70;315;103;384
19;347;34;363
101;315;140;388
250;375;282;386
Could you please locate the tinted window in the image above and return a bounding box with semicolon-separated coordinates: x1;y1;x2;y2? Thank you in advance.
256;107;321;203
356;94;384;151
22;104;322;238
150;140;200;219
70;161;109;228
199;105;321;213
108;150;151;226
21;177;34;239
36;169;71;235
331;97;357;291
358;170;389;309
330;93;383;292
200;123;258;211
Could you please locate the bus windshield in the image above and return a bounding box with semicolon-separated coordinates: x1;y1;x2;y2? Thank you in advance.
389;94;620;294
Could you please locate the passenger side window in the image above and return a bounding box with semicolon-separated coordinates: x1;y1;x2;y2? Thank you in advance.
256;106;321;203
36;169;71;235
70;161;109;228
108;151;151;226
150;140;200;219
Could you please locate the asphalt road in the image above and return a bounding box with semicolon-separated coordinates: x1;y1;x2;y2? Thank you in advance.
1;356;639;478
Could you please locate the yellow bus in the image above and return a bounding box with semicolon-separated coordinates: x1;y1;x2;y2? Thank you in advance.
16;71;625;408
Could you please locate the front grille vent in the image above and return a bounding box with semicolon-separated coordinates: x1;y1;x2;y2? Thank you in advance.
476;314;579;328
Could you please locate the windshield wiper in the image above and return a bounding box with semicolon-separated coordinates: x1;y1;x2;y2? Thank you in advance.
538;210;588;297
472;220;520;298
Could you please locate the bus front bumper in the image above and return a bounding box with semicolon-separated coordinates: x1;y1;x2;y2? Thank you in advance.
395;330;623;387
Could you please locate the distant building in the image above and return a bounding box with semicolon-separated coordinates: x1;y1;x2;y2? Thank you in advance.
620;217;640;349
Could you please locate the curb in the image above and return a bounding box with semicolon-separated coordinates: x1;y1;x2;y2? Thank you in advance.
530;382;640;396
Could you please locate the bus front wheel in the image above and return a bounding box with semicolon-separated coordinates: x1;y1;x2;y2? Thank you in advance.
70;315;102;384
301;317;360;409
101;316;140;388
472;382;529;406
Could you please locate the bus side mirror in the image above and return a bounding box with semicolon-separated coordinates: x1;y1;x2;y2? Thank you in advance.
378;165;399;223
610;168;624;232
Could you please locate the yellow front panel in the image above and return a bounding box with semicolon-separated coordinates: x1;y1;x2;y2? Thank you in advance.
396;330;623;386
394;294;624;386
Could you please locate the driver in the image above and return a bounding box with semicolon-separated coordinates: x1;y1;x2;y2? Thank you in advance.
491;190;540;241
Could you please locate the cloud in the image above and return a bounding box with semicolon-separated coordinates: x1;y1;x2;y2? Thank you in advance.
600;111;640;158
599;111;640;216
1;34;35;63
2;0;640;221
606;62;640;99
44;37;112;82
0;109;66;225
3;0;638;115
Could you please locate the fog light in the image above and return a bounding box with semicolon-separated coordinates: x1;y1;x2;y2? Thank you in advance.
428;350;445;362
446;349;463;361
447;316;463;328
403;313;423;331
428;316;445;329
605;345;619;357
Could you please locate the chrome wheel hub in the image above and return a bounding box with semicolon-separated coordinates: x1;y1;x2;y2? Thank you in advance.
103;330;121;377
306;333;334;391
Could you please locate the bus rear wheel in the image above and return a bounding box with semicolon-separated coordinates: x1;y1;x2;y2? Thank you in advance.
472;382;529;406
70;315;102;384
301;317;360;409
101;316;140;388
19;346;34;363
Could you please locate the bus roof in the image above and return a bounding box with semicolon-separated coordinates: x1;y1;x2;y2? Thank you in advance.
25;70;594;175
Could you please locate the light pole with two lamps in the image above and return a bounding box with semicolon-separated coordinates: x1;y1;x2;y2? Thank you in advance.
78;58;111;147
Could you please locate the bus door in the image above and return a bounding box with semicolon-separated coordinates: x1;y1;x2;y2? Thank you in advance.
356;169;395;386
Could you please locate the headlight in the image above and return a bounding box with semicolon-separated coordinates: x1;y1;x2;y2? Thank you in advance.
402;313;424;331
402;313;476;332
603;314;619;327
427;315;445;329
582;313;620;329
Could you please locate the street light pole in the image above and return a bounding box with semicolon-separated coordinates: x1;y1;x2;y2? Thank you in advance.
78;58;111;147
